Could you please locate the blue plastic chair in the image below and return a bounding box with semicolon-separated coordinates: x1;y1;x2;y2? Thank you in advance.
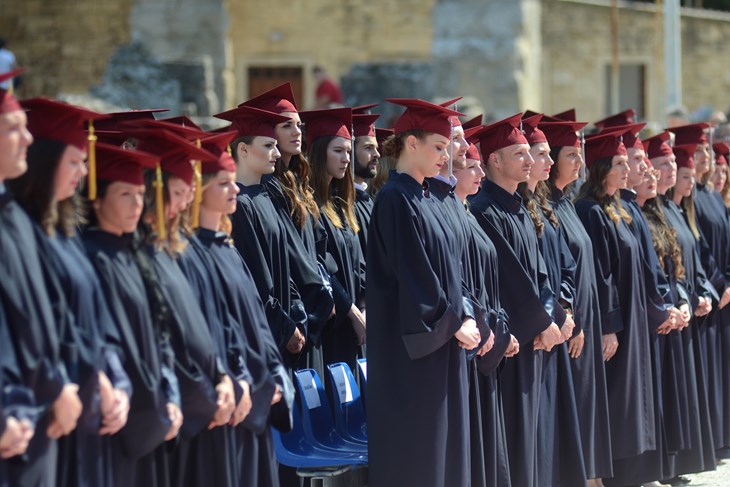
272;398;368;468
357;358;367;387
293;369;368;454
325;362;367;444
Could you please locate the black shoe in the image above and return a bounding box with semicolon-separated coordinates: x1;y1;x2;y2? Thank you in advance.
662;476;691;486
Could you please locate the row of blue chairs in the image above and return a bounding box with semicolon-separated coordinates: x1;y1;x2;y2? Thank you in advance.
272;359;369;470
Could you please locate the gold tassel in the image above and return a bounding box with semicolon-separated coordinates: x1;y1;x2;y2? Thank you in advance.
87;121;98;200
192;139;203;228
155;163;167;240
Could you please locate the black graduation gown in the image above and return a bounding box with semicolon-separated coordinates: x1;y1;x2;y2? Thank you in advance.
82;229;174;487
694;183;730;451
549;185;613;479
354;186;373;257
574;198;656;466
196;228;291;487
469;179;558;487
318;207;366;372
176;235;248;487
0;192;68;487
38;231;134;487
366;172;470;487
533;208;587;487
662;196;717;475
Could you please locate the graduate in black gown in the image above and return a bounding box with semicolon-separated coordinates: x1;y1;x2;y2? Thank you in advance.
454;141;516;487
367;98;482;487
660;140;718;476
195;131;293;486
235;84;335;370
81;144;182;487
215;104;324;368
0;74;84;487
8;97;134;487
573;130;657;486
541;120;614;482
518;115;586;487
351;109;381;257
467;114;565;487
301;107;368;371
670;123;730;455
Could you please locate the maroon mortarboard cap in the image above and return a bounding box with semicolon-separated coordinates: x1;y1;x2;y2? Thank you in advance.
200;131;238;174
214;105;291;139
0;68;24;113
465;143;481;161
159;115;202;131
125;129;216;185
387;98;464;139
584;129;629;168
465;113;528;159
643;132;673;159
523;111;560;123
523;110;541;119
713;142;729;166
21;97;108;150
210;124;232;134
94;130;130;146
352;103;379;114
667;122;710;145
299;107;352;146
599;122;646;150
674;144;697;170
94;108;169;131
521;114;547;145
593;108;636;129
238;82;298;114
121;119;208;142
462;114;482;131
375;128;394;148
552;108;576;122
95;143;159;186
353;113;379;138
439;97;463;127
539;121;587;148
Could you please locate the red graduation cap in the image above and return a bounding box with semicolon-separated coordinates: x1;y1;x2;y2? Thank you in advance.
299;107;352;146
125;129;216;185
593;108;636;130
21;97;108;150
674;144;697;170
95;143;159;186
713;142;729;166
642;131;673;159
94;130;130;146
0;68;23;113
667;123;709;145
352;103;379;114
121;118;208;142
552;108;576;122
462;114;482;131
375;127;394;148
353;113;379;138
159;115;202;131
238;82;298;114
599;122;646;150
200;131;238;174
521;114;547;145
464;113;528;159
538;121;587;148
387;98;464;139
93;108;169;131
465;143;481;161
213;105;290;139
584;129;629;168
439;97;463;127
523;110;560;123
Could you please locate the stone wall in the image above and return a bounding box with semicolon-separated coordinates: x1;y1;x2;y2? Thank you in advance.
1;0;133;98
541;0;730;124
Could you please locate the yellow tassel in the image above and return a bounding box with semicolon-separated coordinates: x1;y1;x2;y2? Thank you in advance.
7;81;13;96
87;121;98;200
227;144;232;156
192;138;203;228
155;163;167;240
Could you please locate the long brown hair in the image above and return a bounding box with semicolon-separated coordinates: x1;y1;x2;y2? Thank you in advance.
8;138;83;237
641;197;685;280
307;136;359;232
368;154;397;197
517;180;558;238
574;156;632;225
274;152;320;229
666;186;701;240
141;169;187;257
